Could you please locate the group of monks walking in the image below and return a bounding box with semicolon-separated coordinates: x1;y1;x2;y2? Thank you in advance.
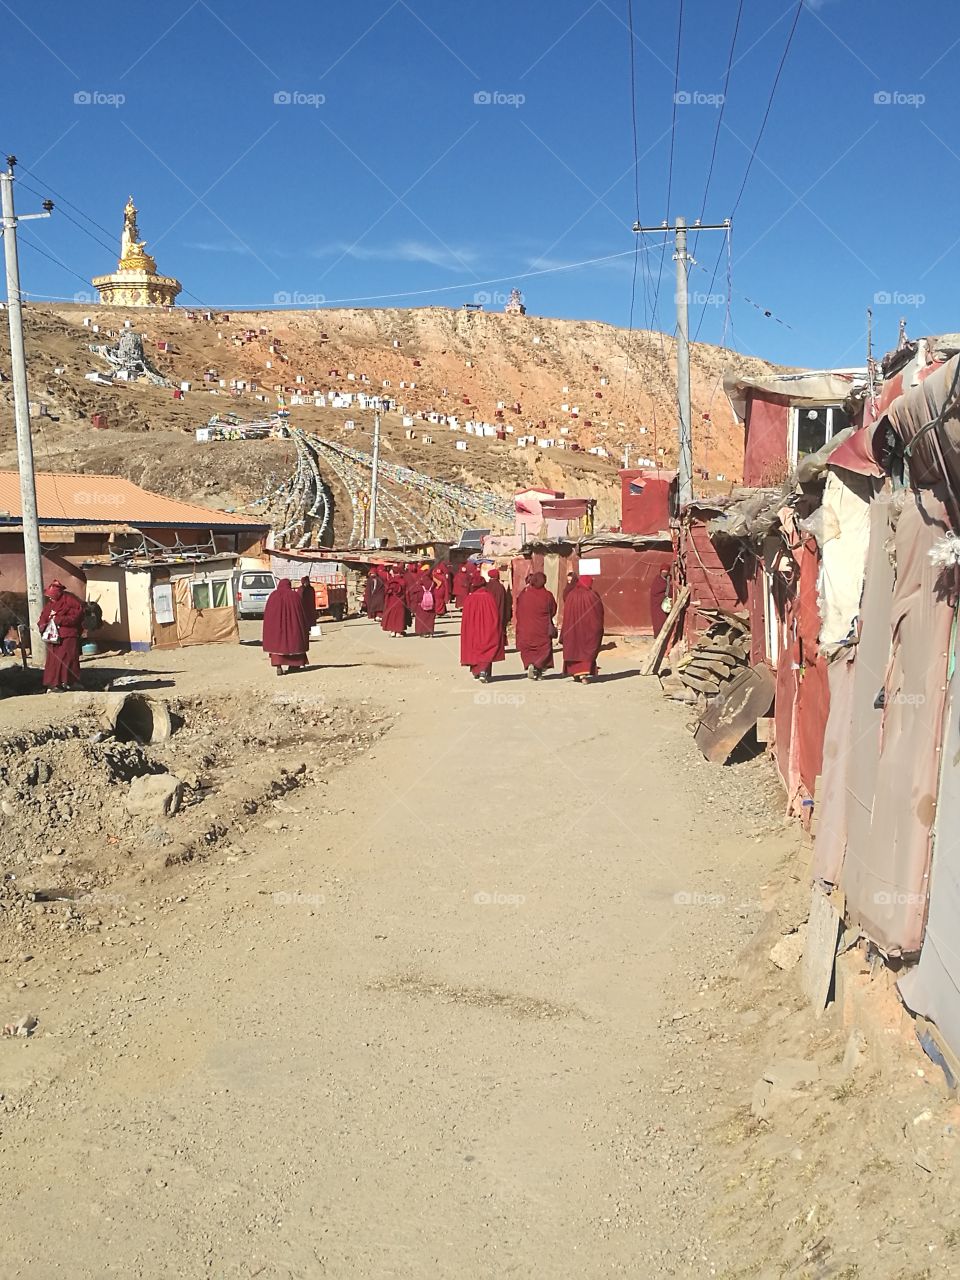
361;560;606;685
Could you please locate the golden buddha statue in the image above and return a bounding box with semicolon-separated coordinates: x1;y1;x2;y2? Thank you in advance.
92;196;181;307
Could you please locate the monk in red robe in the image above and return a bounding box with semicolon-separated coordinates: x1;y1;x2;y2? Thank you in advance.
431;565;449;617
262;578;310;674
411;565;438;636
363;568;386;620
37;580;84;692
515;571;557;679
452;564;470;609
460;580;505;682
299;576;318;628
560;575;605;683
380;571;407;637
484;569;511;647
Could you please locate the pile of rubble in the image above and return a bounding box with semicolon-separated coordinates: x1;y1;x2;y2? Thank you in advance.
661;609;751;705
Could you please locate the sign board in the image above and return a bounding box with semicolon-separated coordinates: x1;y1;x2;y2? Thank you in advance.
153;582;175;625
577;557;601;575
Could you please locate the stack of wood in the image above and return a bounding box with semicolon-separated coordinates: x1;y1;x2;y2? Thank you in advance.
661;609;751;703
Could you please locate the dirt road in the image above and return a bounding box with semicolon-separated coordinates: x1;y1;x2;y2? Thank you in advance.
0;616;789;1278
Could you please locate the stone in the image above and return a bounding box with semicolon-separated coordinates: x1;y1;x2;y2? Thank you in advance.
762;1058;820;1091
125;774;183;819
841;1028;868;1076
769;926;807;971
750;1079;802;1122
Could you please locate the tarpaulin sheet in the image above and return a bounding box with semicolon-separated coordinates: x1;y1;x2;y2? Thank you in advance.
811;652;857;885
842;490;953;954
819;468;877;649
899;609;960;1060
839;499;896;918
882;354;960;492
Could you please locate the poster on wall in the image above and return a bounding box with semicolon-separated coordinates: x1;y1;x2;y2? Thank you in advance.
577;557;601;576
153;582;175;625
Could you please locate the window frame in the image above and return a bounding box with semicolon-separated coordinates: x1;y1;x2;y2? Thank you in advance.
788;403;847;467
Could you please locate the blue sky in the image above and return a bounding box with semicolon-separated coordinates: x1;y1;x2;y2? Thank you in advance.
2;0;958;369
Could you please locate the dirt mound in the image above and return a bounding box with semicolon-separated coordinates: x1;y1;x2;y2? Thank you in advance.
0;689;392;960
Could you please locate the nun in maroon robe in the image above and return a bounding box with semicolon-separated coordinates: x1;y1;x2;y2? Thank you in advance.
37;581;84;691
299;576;318;628
262;578;310;674
410;565;438;636
560;575;605;682
515;571;557;679
380;571;407;636
431;566;449;617
460;580;505;681
363;569;386;620
649;568;670;636
484;569;511;645
452;564;470;609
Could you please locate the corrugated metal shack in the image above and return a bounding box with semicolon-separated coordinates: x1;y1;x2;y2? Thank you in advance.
672;336;960;1073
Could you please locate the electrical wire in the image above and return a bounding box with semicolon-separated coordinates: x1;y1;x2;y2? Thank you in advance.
692;0;804;343
693;0;743;258
649;0;685;331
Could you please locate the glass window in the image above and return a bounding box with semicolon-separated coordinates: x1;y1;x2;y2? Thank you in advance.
212;579;229;608
796;407;831;459
191;582;211;610
242;573;275;590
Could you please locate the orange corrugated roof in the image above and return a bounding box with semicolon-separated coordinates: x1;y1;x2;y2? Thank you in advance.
0;471;267;529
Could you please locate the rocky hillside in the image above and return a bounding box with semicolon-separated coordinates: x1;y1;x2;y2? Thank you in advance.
0;304;780;536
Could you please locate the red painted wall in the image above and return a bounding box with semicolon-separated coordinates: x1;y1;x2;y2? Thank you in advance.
743;394;790;486
681;520;749;641
619;470;672;534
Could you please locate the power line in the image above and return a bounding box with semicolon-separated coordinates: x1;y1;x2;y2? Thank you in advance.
18;231;95;292
693;0;744;258
731;0;804;216
621;0;645;417
693;0;804;342
649;0;685;331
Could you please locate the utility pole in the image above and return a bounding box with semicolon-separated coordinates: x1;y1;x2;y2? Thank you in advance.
632;216;729;506
0;157;53;662
368;408;381;544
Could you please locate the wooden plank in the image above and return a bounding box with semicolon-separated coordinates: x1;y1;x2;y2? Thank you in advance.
642;584;690;677
693;663;776;762
801;886;842;1016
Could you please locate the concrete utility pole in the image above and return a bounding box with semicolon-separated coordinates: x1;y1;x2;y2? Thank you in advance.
0;157;53;662
632;216;729;506
368;408;381;544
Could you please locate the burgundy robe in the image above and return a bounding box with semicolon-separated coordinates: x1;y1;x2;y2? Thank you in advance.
460;588;505;674
380;577;407;635
364;573;386;620
299;580;318;628
452;566;470;608
411;576;437;635
515;580;557;671
561;580;604;676
38;589;84;689
262;579;309;668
